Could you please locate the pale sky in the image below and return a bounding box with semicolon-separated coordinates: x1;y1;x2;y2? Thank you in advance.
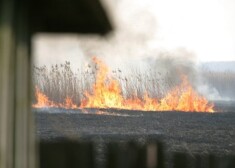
109;0;235;62
155;0;235;61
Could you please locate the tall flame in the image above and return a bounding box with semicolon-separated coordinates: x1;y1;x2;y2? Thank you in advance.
80;57;214;112
33;57;214;112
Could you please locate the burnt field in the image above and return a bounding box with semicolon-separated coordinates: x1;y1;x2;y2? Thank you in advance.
35;100;235;156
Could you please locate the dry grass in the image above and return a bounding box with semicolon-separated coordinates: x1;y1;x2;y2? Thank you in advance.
32;61;177;105
32;61;235;106
33;61;94;105
202;70;235;99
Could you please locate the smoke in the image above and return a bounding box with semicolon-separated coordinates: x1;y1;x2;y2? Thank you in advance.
32;0;227;101
145;49;196;85
144;50;220;101
197;85;221;100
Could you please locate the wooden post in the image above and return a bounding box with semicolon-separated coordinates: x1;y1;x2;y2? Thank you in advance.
0;0;37;168
0;0;16;167
106;142;147;168
40;141;94;168
156;142;165;168
173;152;188;168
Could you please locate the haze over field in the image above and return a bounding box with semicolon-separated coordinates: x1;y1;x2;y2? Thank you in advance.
32;0;235;102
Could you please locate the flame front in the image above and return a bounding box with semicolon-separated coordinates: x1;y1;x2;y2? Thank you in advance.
32;87;56;108
32;87;78;109
33;57;214;112
80;57;214;112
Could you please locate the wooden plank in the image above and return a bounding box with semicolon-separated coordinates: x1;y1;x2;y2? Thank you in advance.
156;142;165;168
29;0;112;34
106;142;147;168
0;1;16;168
173;153;189;168
0;0;37;168
40;140;94;168
14;0;38;168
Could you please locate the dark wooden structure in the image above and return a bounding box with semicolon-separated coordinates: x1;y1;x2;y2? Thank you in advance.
30;0;112;34
0;0;112;168
40;140;235;168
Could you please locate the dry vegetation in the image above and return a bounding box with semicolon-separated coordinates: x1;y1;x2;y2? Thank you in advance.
32;61;235;105
32;61;178;105
203;70;235;100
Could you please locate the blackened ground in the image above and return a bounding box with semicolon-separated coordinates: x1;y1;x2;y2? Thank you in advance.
35;100;235;156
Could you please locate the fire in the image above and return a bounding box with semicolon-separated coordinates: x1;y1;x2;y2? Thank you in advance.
32;87;78;109
80;57;214;112
80;57;125;109
33;57;214;112
64;97;79;109
157;76;214;112
32;87;56;108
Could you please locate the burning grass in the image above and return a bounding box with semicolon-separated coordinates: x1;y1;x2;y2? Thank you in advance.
32;57;214;112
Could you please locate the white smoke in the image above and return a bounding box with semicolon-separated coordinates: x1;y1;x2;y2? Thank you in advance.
196;84;221;100
33;0;229;101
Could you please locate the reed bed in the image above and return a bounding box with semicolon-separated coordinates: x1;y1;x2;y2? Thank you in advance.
32;61;235;105
32;61;177;105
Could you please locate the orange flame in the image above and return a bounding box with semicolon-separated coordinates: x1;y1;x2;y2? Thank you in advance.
80;57;214;112
32;87;56;108
33;57;214;112
64;96;79;109
32;87;78;109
